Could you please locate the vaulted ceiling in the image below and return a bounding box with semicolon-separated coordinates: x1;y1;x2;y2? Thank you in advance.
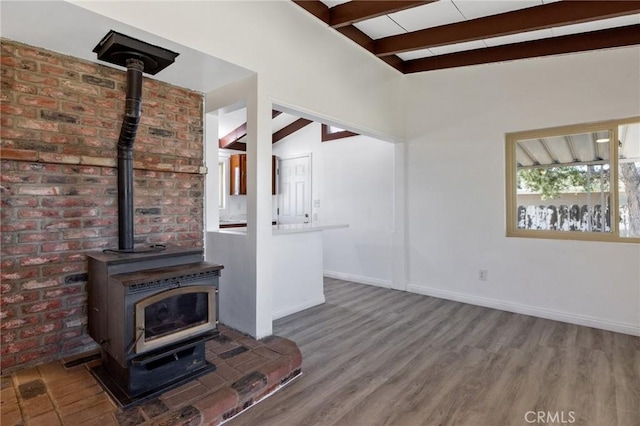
294;0;640;73
218;109;359;151
221;1;640;149
219;111;301;150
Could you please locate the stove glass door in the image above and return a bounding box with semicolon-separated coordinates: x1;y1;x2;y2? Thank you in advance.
135;285;216;354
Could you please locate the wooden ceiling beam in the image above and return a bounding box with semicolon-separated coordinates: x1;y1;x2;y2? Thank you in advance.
335;25;405;72
336;25;375;52
329;1;432;29
375;1;640;57
293;1;405;72
292;0;329;24
403;25;640;73
380;54;406;71
219;110;282;150
223;142;246;152
219;122;247;150
273;118;313;144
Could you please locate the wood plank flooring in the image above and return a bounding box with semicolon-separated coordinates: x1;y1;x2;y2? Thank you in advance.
227;278;640;426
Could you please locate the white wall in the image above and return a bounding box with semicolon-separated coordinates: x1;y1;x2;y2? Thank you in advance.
204;114;220;232
203;76;273;338
74;0;639;334
272;231;325;320
403;47;640;335
73;0;404;142
273;123;395;287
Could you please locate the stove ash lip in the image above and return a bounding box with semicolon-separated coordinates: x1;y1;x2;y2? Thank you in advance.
92;31;179;253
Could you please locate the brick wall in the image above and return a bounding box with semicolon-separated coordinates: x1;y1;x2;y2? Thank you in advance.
0;39;205;372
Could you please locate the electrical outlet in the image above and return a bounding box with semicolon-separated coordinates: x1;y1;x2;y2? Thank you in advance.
478;269;488;281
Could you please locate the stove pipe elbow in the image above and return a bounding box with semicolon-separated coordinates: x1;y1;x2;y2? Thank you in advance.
118;58;144;150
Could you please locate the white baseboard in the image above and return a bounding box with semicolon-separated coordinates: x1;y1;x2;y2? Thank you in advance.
272;296;326;320
407;284;640;337
323;270;391;289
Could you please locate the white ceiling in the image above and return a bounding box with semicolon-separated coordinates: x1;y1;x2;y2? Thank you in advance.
218;109;248;140
320;0;640;61
0;1;254;93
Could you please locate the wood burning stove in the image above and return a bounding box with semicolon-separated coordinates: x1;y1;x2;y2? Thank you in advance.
87;247;222;406
86;31;223;407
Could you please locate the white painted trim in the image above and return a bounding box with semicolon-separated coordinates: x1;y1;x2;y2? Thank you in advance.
272;296;326;320
391;142;407;291
271;98;404;144
407;284;640;337
278;152;312;161
323;270;392;289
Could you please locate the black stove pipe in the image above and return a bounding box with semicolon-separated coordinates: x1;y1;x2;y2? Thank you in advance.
117;58;144;250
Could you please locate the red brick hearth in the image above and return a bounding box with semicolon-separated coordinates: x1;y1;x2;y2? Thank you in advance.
0;326;302;425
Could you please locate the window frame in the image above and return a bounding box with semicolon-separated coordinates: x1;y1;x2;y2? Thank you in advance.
320;124;358;142
505;116;640;243
218;160;225;210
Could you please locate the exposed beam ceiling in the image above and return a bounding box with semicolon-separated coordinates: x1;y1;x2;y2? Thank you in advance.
293;0;330;24
218;121;247;151
220;113;358;152
294;0;640;73
375;1;640;56
294;0;406;71
272;118;313;144
404;24;640;73
219;110;282;151
334;25;406;70
329;1;434;29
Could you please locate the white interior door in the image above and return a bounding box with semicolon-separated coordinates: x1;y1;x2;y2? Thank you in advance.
278;155;311;224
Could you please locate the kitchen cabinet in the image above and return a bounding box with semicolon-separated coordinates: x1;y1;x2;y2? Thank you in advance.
230;154;277;195
229;153;246;196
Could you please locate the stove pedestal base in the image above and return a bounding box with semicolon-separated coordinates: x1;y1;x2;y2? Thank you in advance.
92;337;216;408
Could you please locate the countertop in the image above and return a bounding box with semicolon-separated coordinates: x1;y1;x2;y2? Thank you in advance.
215;223;348;235
219;221;277;229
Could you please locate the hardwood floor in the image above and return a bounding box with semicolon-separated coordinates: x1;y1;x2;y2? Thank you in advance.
227;278;640;426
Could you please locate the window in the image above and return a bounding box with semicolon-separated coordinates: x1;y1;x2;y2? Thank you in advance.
320;124;358;142
506;117;639;243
